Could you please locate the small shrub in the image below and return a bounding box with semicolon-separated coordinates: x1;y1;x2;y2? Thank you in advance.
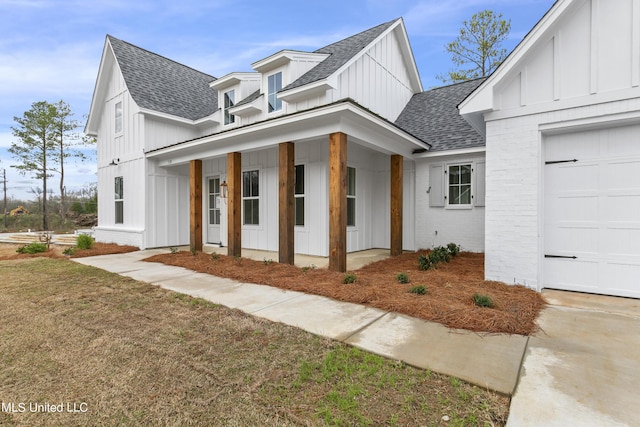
76;234;94;250
301;264;317;272
473;293;494;308
16;242;47;254
447;242;460;257
418;254;433;271
234;254;242;263
211;252;219;260
263;258;274;265
430;246;451;263
409;285;427;295
62;247;76;256
396;272;410;284
343;273;356;284
190;247;197;256
169;247;179;254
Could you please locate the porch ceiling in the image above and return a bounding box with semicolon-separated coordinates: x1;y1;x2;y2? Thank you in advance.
146;100;429;167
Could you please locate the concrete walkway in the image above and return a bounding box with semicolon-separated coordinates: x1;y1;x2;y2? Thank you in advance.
71;250;640;426
72;249;527;395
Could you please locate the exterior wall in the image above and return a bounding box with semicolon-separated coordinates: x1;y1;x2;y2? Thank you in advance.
145;161;190;248
485;97;640;291
94;59;147;248
414;153;486;252
145;117;199;152
327;28;415;122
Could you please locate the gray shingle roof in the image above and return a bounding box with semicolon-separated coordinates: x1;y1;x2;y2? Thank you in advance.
281;19;398;92
108;35;218;121
395;79;486;151
233;89;262;108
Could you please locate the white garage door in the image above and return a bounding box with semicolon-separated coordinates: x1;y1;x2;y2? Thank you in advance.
544;124;640;298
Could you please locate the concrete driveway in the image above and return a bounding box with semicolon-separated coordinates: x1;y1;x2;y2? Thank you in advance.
507;290;640;427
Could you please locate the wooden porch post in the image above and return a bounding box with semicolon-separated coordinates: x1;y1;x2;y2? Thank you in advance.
329;132;347;272
279;142;295;265
390;155;403;256
189;159;203;252
227;152;242;257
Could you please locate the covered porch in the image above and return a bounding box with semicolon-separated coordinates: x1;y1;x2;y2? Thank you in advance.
146;101;427;272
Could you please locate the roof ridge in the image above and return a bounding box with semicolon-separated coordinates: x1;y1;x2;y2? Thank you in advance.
314;18;401;53
106;34;216;80
425;77;488;93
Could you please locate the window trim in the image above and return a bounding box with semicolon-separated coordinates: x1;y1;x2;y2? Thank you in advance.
267;72;283;113
242;169;260;226
208;176;221;226
294;163;305;227
445;163;473;210
114;176;124;224
347;166;356;227
223;89;235;125
115;101;123;134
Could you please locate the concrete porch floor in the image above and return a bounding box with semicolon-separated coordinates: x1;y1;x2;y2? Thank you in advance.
202;245;393;270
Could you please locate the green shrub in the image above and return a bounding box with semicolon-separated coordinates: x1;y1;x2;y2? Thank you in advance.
343;273;356;284
430;246;451;263
473;293;494;308
211;252;219;260
76;234;94;250
409;285;427;295
396;272;410;284
418;254;433;271
69;201;85;214
16;242;47;254
263;258;274;265
447;242;461;257
62;247;76;256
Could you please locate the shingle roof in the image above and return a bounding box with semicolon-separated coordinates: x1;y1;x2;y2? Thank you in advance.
395;79;486;151
108;35;218;121
281;19;398;92
233;89;262;108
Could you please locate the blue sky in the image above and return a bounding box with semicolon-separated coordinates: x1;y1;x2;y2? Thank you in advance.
0;0;555;201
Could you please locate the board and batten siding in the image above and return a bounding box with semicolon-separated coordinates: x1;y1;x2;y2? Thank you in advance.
414;154;486;253
327;28;415;122
496;0;640;111
94;59;147;248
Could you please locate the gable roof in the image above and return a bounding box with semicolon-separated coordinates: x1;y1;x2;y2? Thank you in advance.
281;19;399;92
108;35;218;121
395;79;486;151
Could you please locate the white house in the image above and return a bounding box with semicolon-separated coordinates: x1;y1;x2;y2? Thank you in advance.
85;18;486;273
86;0;639;299
459;0;640;298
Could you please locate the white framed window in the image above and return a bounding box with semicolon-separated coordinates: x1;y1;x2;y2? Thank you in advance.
115;101;123;134
447;164;472;207
208;177;221;225
224;89;235;125
242;170;259;225
115;176;124;224
347;166;356;227
268;72;282;113
295;164;304;226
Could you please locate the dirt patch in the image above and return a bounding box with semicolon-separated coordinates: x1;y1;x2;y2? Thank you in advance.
145;250;545;335
0;242;138;261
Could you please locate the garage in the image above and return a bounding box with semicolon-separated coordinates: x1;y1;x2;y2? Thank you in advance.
544;124;640;298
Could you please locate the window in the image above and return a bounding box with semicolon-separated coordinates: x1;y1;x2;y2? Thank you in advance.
242;170;259;225
115;176;123;224
347;167;356;226
295;164;304;226
224;90;235;125
115;101;123;134
268;72;282;113
448;164;472;205
208;177;221;225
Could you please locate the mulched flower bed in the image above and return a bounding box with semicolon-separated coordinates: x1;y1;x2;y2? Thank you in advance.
144;250;545;335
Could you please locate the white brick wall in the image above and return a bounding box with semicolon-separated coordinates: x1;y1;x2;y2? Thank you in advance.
414;153;485;252
484;97;640;290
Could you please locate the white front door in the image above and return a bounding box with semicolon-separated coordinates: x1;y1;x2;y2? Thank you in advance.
207;176;221;244
544;124;640;298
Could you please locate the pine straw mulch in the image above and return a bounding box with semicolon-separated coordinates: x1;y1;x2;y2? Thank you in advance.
144;250;545;336
0;242;139;260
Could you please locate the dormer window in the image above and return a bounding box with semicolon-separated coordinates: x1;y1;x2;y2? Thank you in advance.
224;89;235;125
268;72;282;113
